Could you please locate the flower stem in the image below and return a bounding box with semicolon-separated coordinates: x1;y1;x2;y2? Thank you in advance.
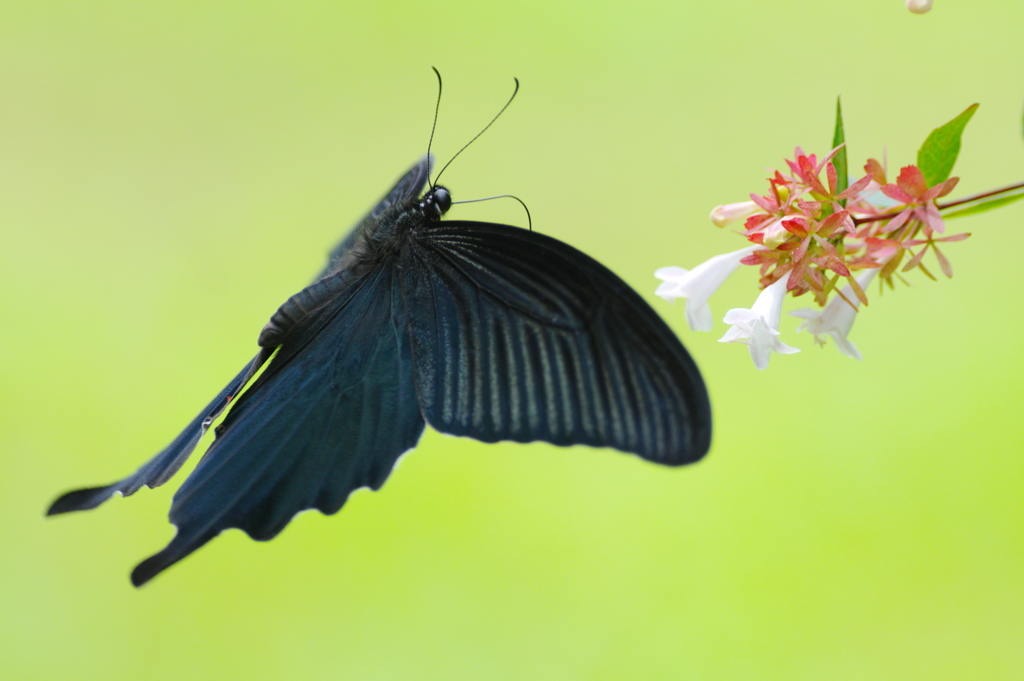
852;179;1024;226
935;180;1024;210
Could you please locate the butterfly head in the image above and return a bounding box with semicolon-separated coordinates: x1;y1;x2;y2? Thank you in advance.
420;186;452;219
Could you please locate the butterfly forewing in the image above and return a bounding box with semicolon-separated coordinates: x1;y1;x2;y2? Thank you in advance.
399;221;711;465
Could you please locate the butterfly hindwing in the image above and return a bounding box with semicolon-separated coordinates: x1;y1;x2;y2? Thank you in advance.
131;265;425;586
399;221;712;466
46;352;270;516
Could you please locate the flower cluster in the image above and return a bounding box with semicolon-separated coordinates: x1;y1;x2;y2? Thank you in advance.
655;102;1014;370
739;149;968;304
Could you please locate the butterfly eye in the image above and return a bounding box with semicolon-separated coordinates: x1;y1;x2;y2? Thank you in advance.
434;187;452;214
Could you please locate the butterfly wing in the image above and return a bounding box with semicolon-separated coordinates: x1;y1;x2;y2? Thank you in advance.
47;349;274;516
47;162;430;518
130;265;424;586
314;156;432;280
399;221;711;465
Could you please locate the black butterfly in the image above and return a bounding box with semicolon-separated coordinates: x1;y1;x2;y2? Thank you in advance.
48;137;711;588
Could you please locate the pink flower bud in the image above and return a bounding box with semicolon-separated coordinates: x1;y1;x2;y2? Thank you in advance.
761;217;791;249
710;201;760;228
906;0;932;14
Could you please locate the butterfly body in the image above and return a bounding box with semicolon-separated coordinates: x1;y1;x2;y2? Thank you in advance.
258;175;448;347
49;157;711;586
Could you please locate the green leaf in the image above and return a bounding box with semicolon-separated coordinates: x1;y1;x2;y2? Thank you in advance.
831;97;848;198
916;103;978;187
943;191;1024;219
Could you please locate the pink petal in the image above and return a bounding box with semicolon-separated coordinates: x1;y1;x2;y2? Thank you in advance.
864;158;887;185
806;171;829;195
817;210;849;237
846;275;868;306
743;213;772;234
881;184;915;205
865;237;901;248
920;176;959;201
936;176;960;199
811;253;851;278
934;232;971;242
870;245;900;261
789;258;810;288
896;166;928;199
883;208;913;234
818;144;845;173
793;236;810;262
923;202;946;234
749;193;778;213
933;243;953;277
836;174;873;201
798;155;816;183
783;217;809;237
902;246;928;272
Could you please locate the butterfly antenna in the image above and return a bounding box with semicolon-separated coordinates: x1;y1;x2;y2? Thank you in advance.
426;66;443;186
434;77;519;186
452;194;533;231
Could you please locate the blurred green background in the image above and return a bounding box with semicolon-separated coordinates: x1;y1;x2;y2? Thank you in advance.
3;1;1024;678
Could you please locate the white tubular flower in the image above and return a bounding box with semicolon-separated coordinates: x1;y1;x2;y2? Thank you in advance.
710;201;760;228
790;267;881;360
718;271;800;370
906;0;932;13
655;245;760;332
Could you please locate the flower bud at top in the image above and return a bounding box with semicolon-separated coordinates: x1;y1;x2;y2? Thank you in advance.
906;0;932;13
710;201;760;228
